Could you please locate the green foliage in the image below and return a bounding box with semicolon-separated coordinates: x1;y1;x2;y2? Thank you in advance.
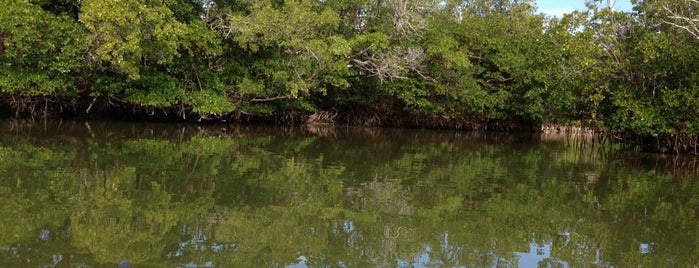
122;73;186;107
2;0;699;144
0;0;86;96
568;1;699;137
212;0;354;112
79;0;188;79
187;90;236;115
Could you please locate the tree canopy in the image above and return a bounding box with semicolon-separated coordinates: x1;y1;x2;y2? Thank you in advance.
1;0;698;152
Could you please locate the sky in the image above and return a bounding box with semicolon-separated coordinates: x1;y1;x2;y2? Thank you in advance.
535;0;634;17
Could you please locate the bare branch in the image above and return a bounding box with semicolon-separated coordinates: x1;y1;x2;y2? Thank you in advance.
385;0;432;39
662;0;699;39
205;10;240;39
350;46;434;82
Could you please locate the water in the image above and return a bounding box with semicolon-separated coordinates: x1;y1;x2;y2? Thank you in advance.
0;120;697;267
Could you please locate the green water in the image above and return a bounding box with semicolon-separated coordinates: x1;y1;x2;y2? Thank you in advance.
0;120;697;267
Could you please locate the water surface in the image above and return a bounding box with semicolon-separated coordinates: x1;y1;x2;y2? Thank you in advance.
0;120;697;267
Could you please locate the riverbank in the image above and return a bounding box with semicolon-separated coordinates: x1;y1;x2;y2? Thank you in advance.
0;96;546;131
2;96;698;155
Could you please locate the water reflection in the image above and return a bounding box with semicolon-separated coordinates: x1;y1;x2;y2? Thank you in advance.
0;119;697;267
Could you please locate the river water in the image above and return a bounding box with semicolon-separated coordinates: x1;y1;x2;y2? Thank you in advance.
0;120;697;267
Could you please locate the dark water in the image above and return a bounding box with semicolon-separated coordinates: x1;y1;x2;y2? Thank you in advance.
0;120;697;267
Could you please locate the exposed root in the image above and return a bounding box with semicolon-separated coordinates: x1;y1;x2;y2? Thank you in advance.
306;109;338;125
611;131;699;155
1;94;69;119
3;93;699;155
540;123;595;135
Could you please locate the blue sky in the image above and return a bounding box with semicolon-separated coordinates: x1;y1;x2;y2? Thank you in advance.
535;0;634;17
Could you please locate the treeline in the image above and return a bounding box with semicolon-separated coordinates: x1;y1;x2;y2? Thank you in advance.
1;0;698;152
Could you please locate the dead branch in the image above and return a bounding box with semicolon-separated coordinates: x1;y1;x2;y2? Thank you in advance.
662;0;699;39
351;46;435;82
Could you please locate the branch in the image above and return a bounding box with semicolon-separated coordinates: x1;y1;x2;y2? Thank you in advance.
248;95;292;102
350;46;434;82
662;1;699;39
486;76;518;84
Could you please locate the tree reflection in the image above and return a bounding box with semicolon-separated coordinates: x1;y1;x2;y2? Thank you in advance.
70;167;180;264
0;122;697;266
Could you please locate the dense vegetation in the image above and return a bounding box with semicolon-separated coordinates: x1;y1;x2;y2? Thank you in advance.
1;0;698;152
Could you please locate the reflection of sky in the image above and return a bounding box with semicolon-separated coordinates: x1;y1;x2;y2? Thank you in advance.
386;231;629;268
392;241;565;268
165;224;654;268
166;224;237;267
285;261;310;268
5;226;658;267
396;245;432;267
516;242;561;267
